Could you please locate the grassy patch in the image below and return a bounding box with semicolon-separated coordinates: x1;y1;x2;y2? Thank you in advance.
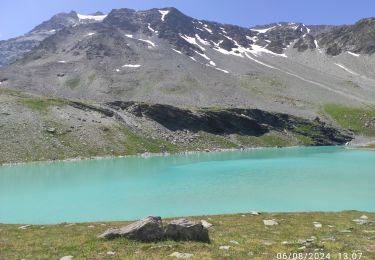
324;104;375;136
1;212;374;259
18;97;68;113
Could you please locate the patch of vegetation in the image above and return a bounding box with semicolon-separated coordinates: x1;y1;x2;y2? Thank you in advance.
196;132;239;149
18;97;68;113
1;211;374;259
65;76;81;89
324;104;375;136
235;133;291;148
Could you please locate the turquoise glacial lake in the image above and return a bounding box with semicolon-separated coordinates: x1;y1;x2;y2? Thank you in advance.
0;146;374;224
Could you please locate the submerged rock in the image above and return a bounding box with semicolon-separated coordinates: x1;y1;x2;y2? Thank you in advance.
98;216;164;242
165;219;210;242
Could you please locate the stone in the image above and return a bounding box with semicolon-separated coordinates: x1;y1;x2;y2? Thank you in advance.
98;216;164;242
106;251;116;255
60;256;73;260
200;220;213;228
169;252;194;259
249;211;260;216
360;215;369;220
219;245;231;250
313;222;322;228
165;219;209;242
263;219;278;226
18;225;31;230
229;240;240;245
46;127;56;133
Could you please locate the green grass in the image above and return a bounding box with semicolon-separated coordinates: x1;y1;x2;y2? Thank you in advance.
1;212;374;259
324;104;375;136
235;133;290;148
18;97;68;113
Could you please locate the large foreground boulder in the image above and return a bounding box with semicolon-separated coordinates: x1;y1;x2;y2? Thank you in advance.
165;219;209;242
98;216;164;242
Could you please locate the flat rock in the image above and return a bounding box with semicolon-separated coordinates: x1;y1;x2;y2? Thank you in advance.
263;219;278;226
165;219;209;242
313;222;322;228
98;216;164;242
60;256;73;260
169;252;194;259
219;245;231;250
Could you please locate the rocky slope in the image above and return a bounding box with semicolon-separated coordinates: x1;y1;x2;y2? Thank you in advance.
0;88;352;164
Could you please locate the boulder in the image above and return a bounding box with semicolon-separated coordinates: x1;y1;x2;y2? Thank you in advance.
169;252;194;259
165;219;209;242
263;219;278;226
98;216;164;242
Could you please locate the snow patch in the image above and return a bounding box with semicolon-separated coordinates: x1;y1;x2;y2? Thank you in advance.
138;39;156;47
334;63;359;76
172;48;182;55
77;14;107;22
215;68;229;74
122;64;141;68
195;34;210;46
87;32;96;36
125;34;133;38
250;26;275;34
348;51;360;57
314;40;323;54
57;61;67;63
115;69;120;72
159;10;170;22
147;24;158;33
49;29;56;33
203;25;213;34
194;50;210;61
180;34;205;51
209;60;216;66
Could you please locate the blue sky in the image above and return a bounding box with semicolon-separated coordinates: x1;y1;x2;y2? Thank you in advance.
1;0;374;40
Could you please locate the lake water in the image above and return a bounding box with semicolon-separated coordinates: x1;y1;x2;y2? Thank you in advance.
0;146;374;224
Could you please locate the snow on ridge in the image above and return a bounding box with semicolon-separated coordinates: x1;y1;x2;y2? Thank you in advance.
249;44;287;58
87;32;96;36
334;63;359;76
49;29;56;33
348;51;360;57
159;10;170;22
122;64;141;68
77;13;107;22
250;26;276;34
125;34;134;38
57;61;67;63
180;34;205;51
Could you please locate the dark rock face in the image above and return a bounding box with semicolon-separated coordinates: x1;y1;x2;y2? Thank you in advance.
98;216;164;241
318;18;375;56
165;219;210;242
107;101;353;146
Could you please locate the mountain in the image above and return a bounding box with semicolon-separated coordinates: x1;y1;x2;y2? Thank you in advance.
0;11;106;67
1;7;374;119
1;7;374;163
